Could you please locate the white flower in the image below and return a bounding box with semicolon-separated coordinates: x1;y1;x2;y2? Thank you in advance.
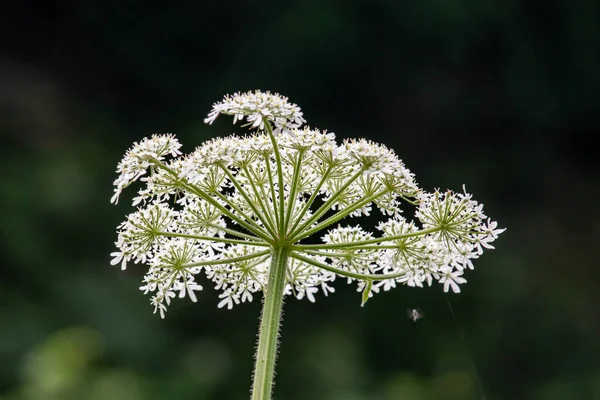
439;267;467;293
111;90;504;316
322;226;380;277
204;90;305;131
217;291;240;310
473;218;507;254
110;250;128;270
111;134;182;204
295;285;319;303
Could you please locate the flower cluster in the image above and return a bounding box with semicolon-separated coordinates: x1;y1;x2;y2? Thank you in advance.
110;134;182;204
111;90;504;317
204;90;305;131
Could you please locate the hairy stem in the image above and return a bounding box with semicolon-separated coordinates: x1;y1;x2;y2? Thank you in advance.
251;245;290;400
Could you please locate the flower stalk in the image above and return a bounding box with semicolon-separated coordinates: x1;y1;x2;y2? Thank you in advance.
251;245;290;400
109;90;505;399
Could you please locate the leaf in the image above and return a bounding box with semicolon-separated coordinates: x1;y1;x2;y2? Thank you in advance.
361;281;373;307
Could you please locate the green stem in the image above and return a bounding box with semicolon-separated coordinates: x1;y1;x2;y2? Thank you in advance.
264;121;286;233
291;188;390;242
168;249;271;269
220;164;277;238
291;251;406;281
251;245;290;400
283;150;305;233
292;226;443;249
287;163;333;235
151;159;272;242
289;167;365;239
242;164;277;235
156;231;269;247
263;153;281;230
206;223;263;242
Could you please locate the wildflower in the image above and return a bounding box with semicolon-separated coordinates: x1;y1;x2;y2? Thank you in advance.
204;90;305;131
111;134;181;204
111;90;506;400
111;90;504;319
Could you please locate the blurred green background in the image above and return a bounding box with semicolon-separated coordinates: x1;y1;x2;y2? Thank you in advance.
1;1;599;399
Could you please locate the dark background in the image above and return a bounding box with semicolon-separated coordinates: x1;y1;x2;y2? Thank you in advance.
1;1;599;399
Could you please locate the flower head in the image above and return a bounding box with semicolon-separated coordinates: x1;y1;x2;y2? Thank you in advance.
204;90;305;131
111;90;504;317
111;134;182;204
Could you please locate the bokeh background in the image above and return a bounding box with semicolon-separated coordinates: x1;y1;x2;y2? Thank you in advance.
2;1;599;399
